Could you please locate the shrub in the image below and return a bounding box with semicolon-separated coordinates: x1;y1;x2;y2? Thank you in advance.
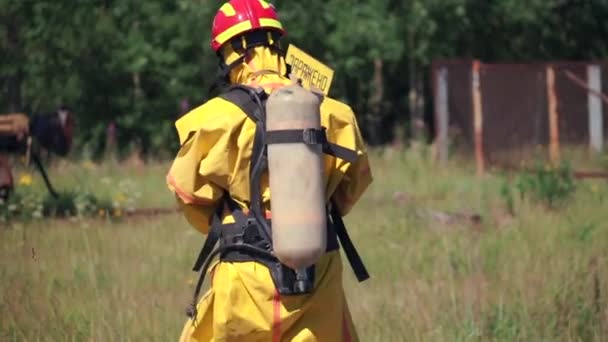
500;161;576;211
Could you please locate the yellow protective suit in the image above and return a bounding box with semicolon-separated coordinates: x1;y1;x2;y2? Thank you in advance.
167;44;372;342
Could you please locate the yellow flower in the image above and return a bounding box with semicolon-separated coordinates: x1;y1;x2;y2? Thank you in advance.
18;173;33;186
82;160;96;170
113;208;122;217
98;209;106;217
113;192;127;203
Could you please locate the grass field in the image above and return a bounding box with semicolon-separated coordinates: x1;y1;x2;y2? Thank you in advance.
1;147;607;341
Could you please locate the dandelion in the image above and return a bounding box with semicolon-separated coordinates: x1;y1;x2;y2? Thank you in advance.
113;192;127;203
113;208;123;217
18;173;33;186
82;160;96;170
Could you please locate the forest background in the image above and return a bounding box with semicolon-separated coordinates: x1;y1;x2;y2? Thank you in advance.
3;0;607;159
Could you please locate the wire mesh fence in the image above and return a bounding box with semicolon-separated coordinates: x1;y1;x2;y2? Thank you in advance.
432;59;608;170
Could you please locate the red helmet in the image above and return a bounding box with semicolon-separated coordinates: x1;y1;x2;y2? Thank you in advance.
211;0;286;52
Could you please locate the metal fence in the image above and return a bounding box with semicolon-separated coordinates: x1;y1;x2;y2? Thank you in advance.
431;59;608;173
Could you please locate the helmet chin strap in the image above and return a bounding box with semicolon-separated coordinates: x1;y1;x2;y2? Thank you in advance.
208;39;291;98
208;53;248;97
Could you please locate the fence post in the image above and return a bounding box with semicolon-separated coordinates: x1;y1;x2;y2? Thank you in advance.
587;64;603;153
435;66;449;165
546;65;561;164
472;60;484;176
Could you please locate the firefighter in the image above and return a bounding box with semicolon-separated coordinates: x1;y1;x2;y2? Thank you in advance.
166;1;373;341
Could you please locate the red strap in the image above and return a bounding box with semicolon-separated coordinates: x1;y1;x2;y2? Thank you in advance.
272;290;281;342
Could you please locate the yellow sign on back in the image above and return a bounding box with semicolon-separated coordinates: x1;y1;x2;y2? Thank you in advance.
285;45;334;96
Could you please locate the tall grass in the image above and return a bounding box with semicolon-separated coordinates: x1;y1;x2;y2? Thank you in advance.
1;148;607;341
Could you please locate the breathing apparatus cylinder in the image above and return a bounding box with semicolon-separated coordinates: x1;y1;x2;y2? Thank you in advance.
265;84;327;270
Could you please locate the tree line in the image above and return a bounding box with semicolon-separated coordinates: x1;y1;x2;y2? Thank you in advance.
1;0;607;159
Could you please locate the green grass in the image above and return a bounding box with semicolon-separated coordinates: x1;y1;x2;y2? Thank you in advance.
1;148;607;341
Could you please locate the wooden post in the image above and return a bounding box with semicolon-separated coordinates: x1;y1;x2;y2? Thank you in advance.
435;66;449;165
472;60;484;176
587;64;603;153
546;66;561;164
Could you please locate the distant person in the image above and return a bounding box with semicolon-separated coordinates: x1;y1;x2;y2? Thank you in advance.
166;1;373;341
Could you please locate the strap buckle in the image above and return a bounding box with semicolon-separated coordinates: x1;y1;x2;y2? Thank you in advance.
302;128;327;145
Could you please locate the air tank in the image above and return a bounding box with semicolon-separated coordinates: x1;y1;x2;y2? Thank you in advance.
265;83;327;270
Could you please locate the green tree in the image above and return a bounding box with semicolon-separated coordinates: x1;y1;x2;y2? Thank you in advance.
2;0;608;156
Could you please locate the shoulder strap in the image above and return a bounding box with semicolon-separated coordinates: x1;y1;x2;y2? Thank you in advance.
218;85;265;123
218;85;273;244
191;198;225;272
220;84;359;163
329;200;370;282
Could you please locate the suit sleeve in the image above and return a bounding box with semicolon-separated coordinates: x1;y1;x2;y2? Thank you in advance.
325;103;373;216
166;105;240;234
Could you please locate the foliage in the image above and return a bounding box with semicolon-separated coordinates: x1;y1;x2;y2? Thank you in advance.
1;152;608;340
2;0;608;155
42;191;117;219
1;188;122;223
515;161;576;208
500;161;577;211
499;179;515;215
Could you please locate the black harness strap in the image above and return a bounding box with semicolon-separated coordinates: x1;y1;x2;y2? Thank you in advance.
191;198;225;272
330;201;370;282
188;193;274;319
323;143;358;163
218;85;367;280
218;85;264;122
266;129;358;163
219;85;273;245
266;128;327;145
230;87;321;295
186;85;369;319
